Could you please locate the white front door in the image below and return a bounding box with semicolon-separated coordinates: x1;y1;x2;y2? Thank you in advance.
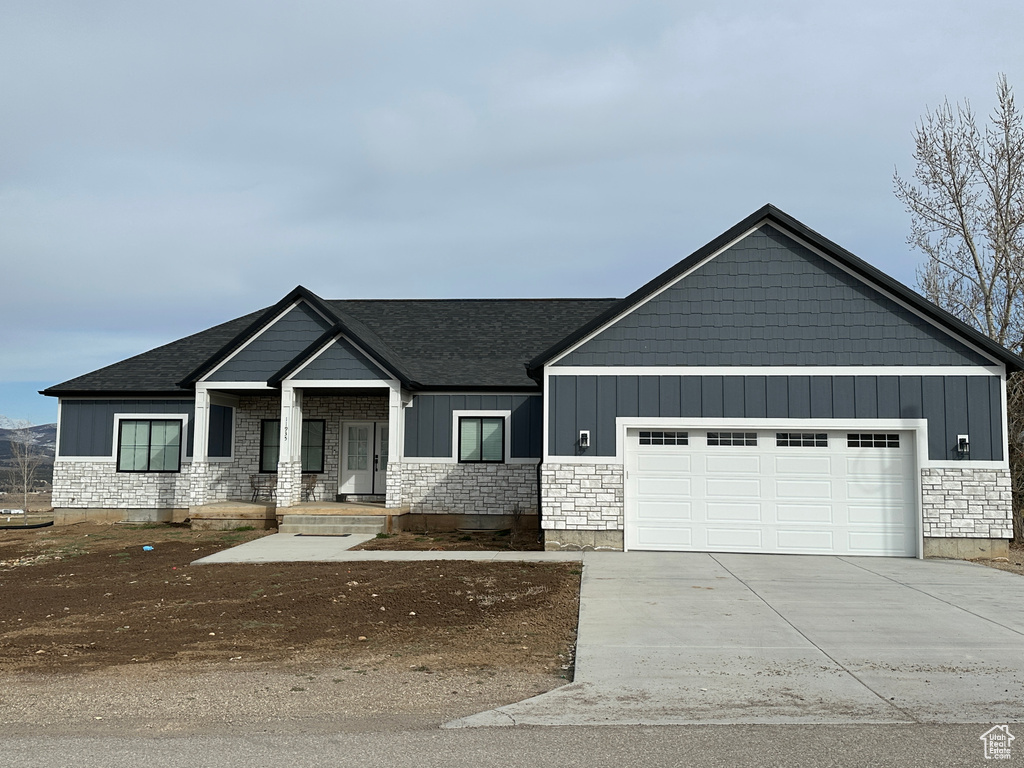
339;421;373;494
374;423;389;494
625;428;918;556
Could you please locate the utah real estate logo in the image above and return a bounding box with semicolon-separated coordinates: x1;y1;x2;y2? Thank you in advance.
980;725;1015;760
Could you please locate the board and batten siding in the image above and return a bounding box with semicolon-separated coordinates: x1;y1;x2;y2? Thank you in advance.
206;303;333;382
59;400;196;457
404;394;543;459
554;227;990;368
548;375;1003;462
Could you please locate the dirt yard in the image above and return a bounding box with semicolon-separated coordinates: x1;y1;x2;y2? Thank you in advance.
0;524;580;676
977;541;1024;577
354;529;543;551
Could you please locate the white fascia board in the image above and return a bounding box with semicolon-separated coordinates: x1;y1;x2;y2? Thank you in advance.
195;381;274;390
549;365;1005;377
287;379;394;389
546;225;760;367
285;333;396;383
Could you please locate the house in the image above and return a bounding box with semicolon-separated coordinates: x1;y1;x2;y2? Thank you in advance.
43;205;1022;558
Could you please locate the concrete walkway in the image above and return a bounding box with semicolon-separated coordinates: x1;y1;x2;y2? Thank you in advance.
449;551;1024;727
192;533;582;564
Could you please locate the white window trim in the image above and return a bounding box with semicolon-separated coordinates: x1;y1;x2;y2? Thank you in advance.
452;410;513;465
112;413;191;471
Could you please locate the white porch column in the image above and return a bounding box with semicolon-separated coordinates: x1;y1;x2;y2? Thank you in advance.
276;384;304;507
385;386;404;509
189;385;211;509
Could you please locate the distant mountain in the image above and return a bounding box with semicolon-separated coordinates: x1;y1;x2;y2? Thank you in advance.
0;423;57;468
0;416;34;430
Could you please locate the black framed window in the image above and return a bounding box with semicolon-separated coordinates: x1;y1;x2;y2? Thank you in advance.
776;433;828;448
301;420;325;474
459;417;504;463
261;419;325;473
707;432;757;447
117;419;182;473
639;431;689;446
848;433;900;448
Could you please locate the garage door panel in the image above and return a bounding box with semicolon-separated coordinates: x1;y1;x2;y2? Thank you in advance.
846;456;906;476
706;455;760;474
706;527;762;549
707;478;760;498
627;428;918;557
637;500;692;521
705;502;762;522
775;504;833;524
638;454;691;472
775;529;834;551
847;504;907;525
775;456;831;475
634;526;693;548
638;476;692;497
775;479;834;500
846;530;913;556
847;480;904;501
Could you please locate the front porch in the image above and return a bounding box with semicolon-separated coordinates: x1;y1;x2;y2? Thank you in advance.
188;386;403;511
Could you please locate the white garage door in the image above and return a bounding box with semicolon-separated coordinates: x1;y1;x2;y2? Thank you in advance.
625;428;918;556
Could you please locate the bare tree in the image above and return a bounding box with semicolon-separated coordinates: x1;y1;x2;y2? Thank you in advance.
895;73;1024;538
6;429;46;513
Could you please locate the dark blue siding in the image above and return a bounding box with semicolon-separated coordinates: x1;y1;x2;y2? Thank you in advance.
60;400;196;457
554;228;990;367
296;337;389;381
405;394;543;459
207;303;333;382
547;375;1003;461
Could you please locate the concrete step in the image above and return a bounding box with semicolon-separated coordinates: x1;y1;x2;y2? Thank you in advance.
279;514;385;536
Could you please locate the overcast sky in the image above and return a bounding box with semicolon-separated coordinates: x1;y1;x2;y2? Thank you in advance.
2;1;1023;424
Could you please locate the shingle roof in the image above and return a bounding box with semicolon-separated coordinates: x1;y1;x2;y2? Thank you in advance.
41;299;617;395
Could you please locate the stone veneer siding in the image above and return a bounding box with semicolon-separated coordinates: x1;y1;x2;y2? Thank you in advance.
391;462;537;515
53;460;192;509
200;394;388;503
53;394;390;511
921;467;1013;539
540;463;624;531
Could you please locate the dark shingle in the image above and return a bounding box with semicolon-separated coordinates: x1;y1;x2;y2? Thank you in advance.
42;299;617;395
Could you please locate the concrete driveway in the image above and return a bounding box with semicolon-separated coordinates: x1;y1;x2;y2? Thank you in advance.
450;552;1024;726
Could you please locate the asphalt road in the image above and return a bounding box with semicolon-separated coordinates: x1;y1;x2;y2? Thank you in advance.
4;723;1013;767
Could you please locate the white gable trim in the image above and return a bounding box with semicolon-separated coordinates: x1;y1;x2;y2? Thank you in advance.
199;298;334;383
545;222;1005;370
